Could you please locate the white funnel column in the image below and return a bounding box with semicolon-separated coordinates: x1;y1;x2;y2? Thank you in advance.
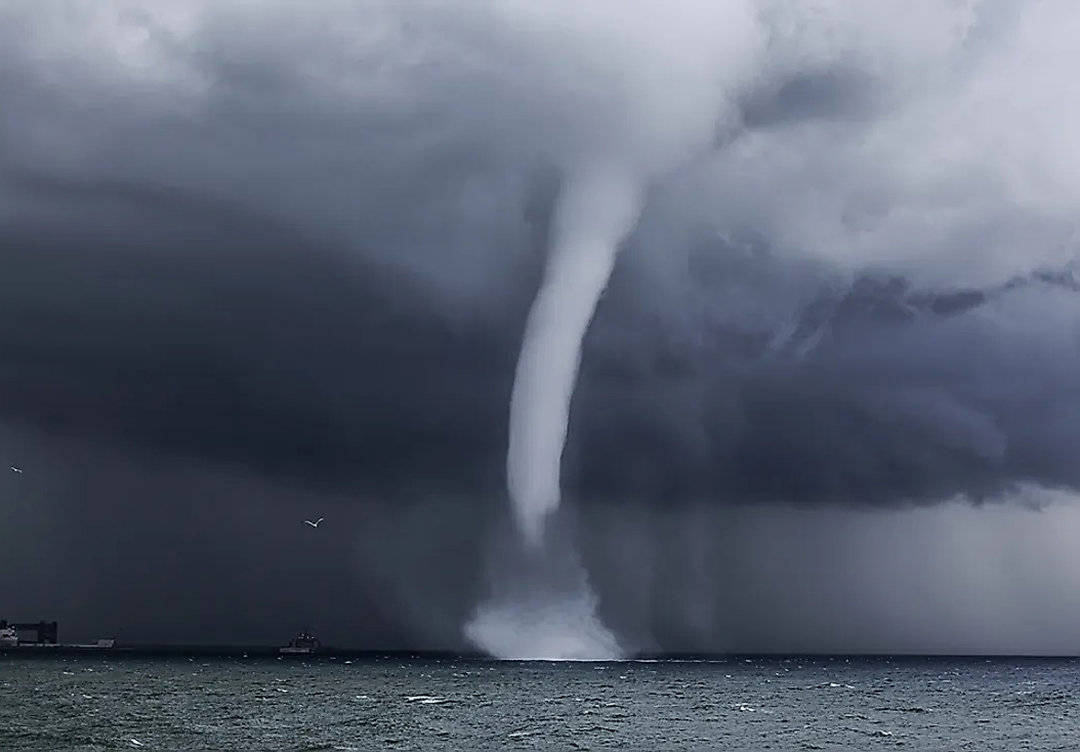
507;166;642;546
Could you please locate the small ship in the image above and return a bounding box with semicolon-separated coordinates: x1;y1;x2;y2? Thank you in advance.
279;631;321;655
0;625;17;647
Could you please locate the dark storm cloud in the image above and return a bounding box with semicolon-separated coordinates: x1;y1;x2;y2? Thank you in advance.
5;172;1077;511
4;1;1080;651
0;176;520;495
6;186;1071;512
1;0;1078;509
569;251;1080;509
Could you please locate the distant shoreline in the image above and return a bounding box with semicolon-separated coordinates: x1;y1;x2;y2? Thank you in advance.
3;646;1079;661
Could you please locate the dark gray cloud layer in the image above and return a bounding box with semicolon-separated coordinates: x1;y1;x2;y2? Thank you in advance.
3;1;1080;651
5;195;1078;510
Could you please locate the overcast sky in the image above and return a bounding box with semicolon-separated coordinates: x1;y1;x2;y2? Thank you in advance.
3;0;1080;653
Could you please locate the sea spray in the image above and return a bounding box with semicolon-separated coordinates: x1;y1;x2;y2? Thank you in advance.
464;512;621;660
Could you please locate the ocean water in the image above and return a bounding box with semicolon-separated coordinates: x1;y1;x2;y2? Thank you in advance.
1;655;1077;751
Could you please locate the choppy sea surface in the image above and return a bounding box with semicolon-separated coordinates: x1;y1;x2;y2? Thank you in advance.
2;654;1078;750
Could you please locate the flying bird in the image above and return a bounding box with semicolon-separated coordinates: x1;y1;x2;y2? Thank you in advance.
9;466;22;474
304;518;324;528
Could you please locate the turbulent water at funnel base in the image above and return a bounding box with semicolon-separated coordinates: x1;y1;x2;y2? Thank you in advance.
2;655;1078;750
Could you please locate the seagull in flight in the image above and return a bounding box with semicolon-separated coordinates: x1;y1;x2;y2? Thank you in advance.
9;466;22;474
304;517;324;528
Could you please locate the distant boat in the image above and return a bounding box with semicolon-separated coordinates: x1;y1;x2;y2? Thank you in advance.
279;632;321;655
0;626;17;646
